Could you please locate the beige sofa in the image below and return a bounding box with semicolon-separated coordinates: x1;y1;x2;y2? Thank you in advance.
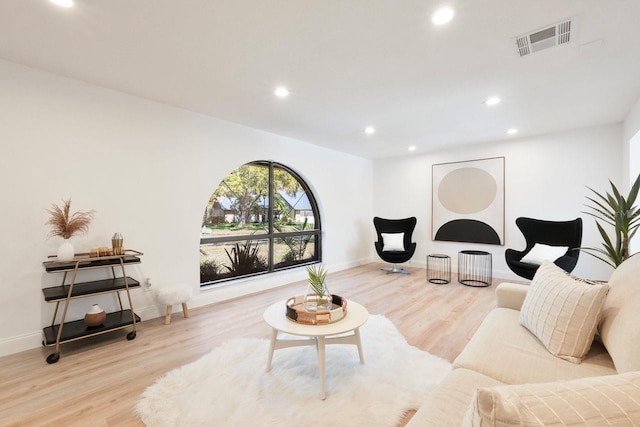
408;254;640;426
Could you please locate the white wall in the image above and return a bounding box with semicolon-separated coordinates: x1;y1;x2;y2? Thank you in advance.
373;124;624;282
624;97;640;151
0;59;374;356
630;132;640;255
624;96;640;255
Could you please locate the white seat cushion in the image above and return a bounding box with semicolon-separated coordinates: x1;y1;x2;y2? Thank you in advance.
154;284;193;305
407;368;503;427
453;308;616;384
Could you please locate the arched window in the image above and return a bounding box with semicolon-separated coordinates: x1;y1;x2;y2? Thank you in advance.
200;161;321;285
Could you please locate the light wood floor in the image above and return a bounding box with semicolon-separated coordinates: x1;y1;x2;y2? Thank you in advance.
0;263;505;426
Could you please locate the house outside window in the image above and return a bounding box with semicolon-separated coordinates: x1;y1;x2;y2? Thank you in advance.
200;161;321;285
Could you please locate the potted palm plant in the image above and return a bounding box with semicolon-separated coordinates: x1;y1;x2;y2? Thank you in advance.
582;174;640;268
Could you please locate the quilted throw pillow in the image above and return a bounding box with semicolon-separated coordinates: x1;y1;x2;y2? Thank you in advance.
463;372;640;426
519;262;608;364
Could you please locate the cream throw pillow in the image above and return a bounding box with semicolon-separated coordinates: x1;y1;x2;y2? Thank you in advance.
520;262;608;364
381;232;404;251
463;372;640;426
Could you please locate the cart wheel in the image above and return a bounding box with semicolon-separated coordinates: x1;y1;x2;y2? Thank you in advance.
46;353;60;364
127;331;136;340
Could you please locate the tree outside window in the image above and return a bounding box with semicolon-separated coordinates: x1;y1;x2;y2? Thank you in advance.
200;161;321;285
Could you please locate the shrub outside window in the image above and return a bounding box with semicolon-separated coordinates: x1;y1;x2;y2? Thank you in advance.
200;161;321;285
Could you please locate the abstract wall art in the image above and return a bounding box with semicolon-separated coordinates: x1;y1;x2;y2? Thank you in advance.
432;157;504;245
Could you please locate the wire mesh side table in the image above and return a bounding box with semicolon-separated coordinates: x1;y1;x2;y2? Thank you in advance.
427;254;451;284
458;250;492;287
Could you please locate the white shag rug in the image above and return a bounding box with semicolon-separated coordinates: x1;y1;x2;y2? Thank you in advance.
135;315;451;427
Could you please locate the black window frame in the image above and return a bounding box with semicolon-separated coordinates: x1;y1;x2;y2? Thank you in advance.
200;160;322;286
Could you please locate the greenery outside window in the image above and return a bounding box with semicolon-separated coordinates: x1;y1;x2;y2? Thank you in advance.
200;161;321;285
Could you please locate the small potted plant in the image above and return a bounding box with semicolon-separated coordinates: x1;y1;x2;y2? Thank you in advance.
46;198;95;261
304;264;332;312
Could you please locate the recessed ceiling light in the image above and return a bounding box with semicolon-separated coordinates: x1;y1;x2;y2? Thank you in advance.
49;0;74;7
484;96;501;106
408;145;417;152
431;7;455;25
364;127;375;135
506;128;518;135
274;87;290;98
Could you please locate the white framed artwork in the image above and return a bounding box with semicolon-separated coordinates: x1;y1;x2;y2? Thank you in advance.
432;157;505;245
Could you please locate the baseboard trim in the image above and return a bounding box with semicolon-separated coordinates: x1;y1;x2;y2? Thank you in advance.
0;331;43;358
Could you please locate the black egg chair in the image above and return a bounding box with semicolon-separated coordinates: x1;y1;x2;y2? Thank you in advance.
505;217;583;280
373;216;417;274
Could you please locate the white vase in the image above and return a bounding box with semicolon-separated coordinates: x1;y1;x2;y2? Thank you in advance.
57;239;74;261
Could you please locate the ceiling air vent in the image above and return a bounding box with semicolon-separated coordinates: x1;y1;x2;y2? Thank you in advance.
514;19;572;57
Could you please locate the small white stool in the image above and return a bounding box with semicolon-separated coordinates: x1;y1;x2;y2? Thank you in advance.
154;284;193;325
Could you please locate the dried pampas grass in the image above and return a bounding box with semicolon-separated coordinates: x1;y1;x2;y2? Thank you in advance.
46;198;95;240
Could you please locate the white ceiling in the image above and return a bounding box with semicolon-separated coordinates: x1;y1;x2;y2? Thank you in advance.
1;0;640;159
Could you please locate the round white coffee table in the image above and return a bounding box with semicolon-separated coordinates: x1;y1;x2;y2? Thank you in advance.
263;299;369;399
